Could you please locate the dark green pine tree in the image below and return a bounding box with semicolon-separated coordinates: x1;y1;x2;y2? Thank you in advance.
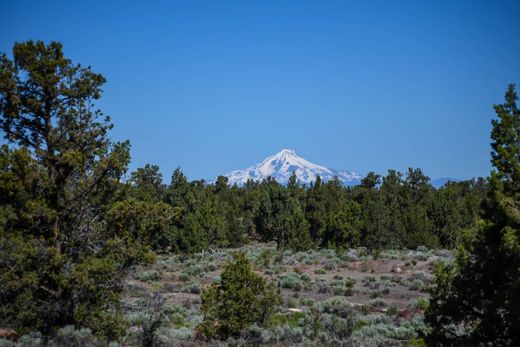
321;200;362;249
360;171;381;189
305;175;327;241
254;181;312;250
128;164;165;202
0;41;153;340
199;253;281;339
166;167;191;209
401;168;437;248
287;171;304;203
426;84;520;346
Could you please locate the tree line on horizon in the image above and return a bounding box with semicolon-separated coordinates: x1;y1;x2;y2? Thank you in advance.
117;164;486;254
0;41;518;345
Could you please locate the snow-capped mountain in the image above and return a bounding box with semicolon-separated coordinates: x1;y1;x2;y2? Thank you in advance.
220;149;362;186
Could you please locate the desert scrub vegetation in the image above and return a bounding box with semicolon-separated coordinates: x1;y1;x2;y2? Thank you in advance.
0;239;445;345
278;271;303;291
138;270;163;282
0;325;112;347
0;243;443;346
114;244;437;345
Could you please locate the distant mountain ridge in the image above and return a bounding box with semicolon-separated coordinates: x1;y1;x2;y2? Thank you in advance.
219;149;362;186
213;149;460;188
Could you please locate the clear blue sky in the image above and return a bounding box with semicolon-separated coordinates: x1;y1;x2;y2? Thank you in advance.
1;1;519;181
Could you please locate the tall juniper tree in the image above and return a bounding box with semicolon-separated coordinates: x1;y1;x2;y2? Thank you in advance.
426;84;520;345
0;41;152;340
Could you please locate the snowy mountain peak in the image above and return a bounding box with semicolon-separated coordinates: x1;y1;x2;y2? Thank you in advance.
219;149;362;186
277;148;297;156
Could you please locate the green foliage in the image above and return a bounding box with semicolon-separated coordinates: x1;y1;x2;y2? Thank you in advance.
360;172;381;189
138;271;163;282
408;279;424;291
278;272;302;291
0;41;151;341
491;84;520;191
185;283;200;294
269;311;305;328
182;264;204;277
198;253;281;339
178;272;190;282
128;164;165;202
139;294;166;347
322;201;362;249
256;248;275;268
49;325;101;347
254;181;313;250
426;84;520;346
181;198;229;252
107;198;179;252
428;179;486;248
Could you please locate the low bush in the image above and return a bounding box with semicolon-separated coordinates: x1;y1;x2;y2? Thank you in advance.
318;297;356;318
409;279;424;291
184;283;200;294
330;279;355;296
183;265;204;277
370;291;381;299
413;253;429;262
386;305;398;316
203;263;218;272
162;283;179;292
49;325;101;347
321;314;356;340
302;298;315;307
256;248;275;268
410;271;435;284
138;271;163;282
178;272;190;282
155;327;193;345
271;325;304;344
322;261;336;271
269;312;305;328
370;299;387;308
300;272;312;282
287;297;299;308
278;272;302;291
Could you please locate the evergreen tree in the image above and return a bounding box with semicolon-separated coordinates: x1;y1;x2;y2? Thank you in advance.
178;195;229;253
401;168;437;248
254;180;312;250
199;253;281;339
321;200;362;249
426;84;520;345
214;175;229;193
128;164;164;202
428;180;485;248
360;171;381;189
305;175;327;241
166;167;190;209
0;41;152;340
287;171;305;203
